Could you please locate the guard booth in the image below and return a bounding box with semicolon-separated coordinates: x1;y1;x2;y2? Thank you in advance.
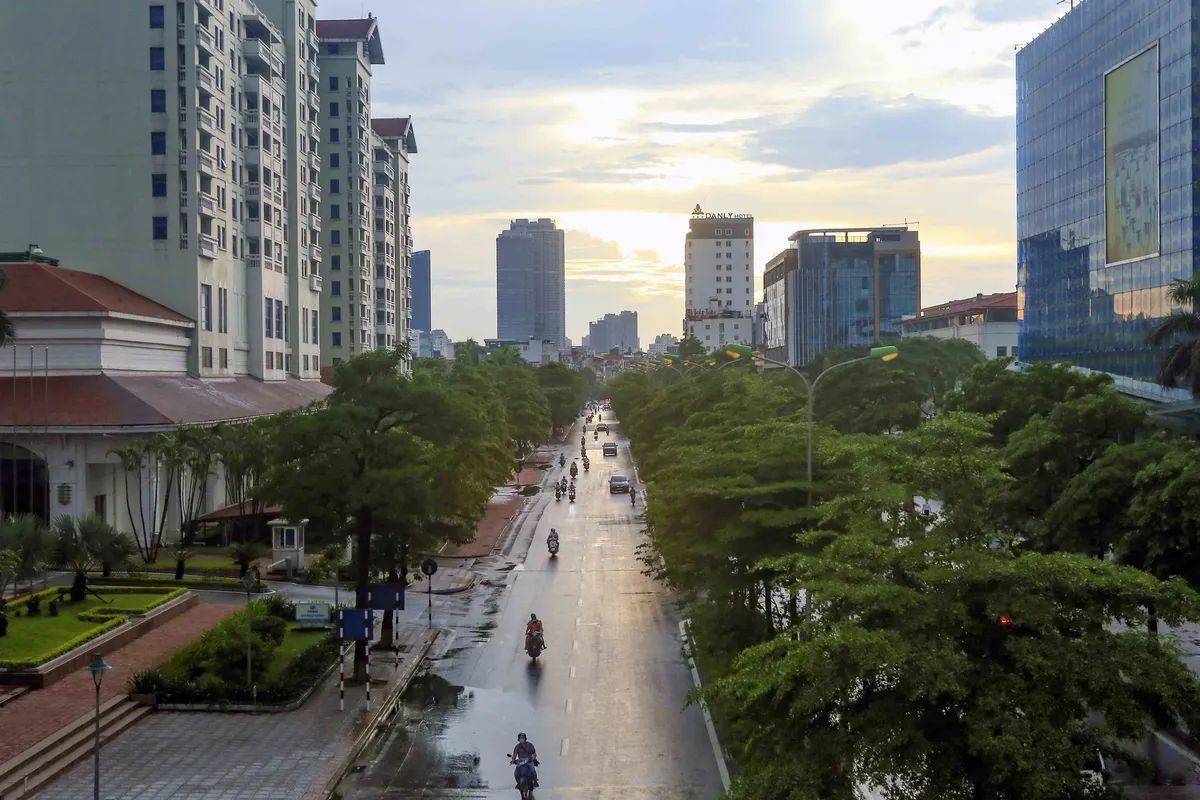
268;517;308;578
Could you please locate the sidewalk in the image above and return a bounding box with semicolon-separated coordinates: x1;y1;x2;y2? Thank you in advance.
0;603;236;766
33;623;438;800
438;453;551;559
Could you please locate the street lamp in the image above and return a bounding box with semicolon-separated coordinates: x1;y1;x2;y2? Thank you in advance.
84;653;111;800
724;344;899;505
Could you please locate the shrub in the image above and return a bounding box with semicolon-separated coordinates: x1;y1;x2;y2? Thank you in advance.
258;594;296;622
25;594;41;615
200;619;277;685
0;616;125;670
250;615;287;646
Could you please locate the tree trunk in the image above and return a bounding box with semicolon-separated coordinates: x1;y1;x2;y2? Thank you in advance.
380;563;400;650
70;571;87;602
102;561;113;578
175;558;185;580
353;509;373;681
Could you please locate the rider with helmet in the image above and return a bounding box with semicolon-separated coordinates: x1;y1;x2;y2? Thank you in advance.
511;733;539;788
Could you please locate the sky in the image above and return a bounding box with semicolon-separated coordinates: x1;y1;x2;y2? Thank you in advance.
322;0;1065;345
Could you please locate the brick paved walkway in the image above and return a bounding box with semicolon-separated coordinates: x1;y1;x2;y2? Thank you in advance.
440;489;525;558
0;603;235;766
36;623;433;800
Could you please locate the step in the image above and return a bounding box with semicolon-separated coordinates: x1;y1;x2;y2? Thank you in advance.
0;698;149;800
0;686;28;709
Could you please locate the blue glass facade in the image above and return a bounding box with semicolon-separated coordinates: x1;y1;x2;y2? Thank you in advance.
411;250;431;332
1016;0;1196;380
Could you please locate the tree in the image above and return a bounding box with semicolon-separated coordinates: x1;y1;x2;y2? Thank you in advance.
677;335;707;359
0;513;53;594
110;436;177;563
163;427;216;552
488;344;525;366
537;362;587;434
454;338;484;366
1147;273;1200;394
0;549;18;600
703;416;1200;800
214;421;272;545
812;364;927;434
486;364;551;456
53;514;133;600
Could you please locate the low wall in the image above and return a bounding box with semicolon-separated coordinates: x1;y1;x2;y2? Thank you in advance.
0;592;198;689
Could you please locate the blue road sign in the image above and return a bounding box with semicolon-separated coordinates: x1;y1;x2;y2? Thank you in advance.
337;608;372;641
368;582;404;611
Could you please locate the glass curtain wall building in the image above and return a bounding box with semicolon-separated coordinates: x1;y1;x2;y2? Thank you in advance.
1016;0;1195;382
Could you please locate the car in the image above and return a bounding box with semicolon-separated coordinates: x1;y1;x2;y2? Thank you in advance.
609;475;630;493
602;442;618;456
596;423;609;432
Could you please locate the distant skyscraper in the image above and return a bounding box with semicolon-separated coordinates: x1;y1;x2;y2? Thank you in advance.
411;250;431;332
587;311;638;353
496;219;566;347
685;206;755;351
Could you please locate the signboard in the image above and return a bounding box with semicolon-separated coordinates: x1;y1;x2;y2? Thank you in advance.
368;582;404;611
1105;44;1160;265
420;559;439;577
295;602;330;624
337;609;372;641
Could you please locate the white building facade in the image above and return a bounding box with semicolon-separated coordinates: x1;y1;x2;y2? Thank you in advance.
0;0;323;382
684;206;755;351
897;292;1019;360
372;119;418;358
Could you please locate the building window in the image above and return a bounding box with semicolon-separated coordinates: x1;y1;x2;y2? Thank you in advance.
330;127;339;143
266;351;274;369
150;47;165;70
151;131;167;155
149;5;165;27
329;101;339;118
330;178;340;194
200;284;212;330
151;173;167;197
331;254;341;271
331;306;341;321
330;153;339;168
312;312;318;344
332;331;342;347
331;280;341;296
151;89;166;112
326;42;339;55
330;204;340;219
328;76;338;90
331;230;340;244
219;347;228;368
275;299;284;339
264;299;273;338
218;287;228;332
303;354;310;371
152;216;168;239
996;346;1008;357
202;346;213;368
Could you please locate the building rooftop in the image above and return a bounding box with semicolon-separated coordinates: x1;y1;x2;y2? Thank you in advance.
371;117;418;153
789;225;911;242
316;16;384;64
0;259;192;323
897;291;1017;326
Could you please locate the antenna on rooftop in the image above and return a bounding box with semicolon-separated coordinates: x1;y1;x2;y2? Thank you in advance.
27;244;42;256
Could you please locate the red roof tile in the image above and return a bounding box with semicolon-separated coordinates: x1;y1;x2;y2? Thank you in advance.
899;291;1017;326
0;375;331;428
315;18;375;39
0;262;192;322
371;118;409;138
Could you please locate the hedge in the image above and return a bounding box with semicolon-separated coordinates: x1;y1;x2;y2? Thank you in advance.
5;587;63;614
0;616;125;670
75;588;187;622
88;574;267;592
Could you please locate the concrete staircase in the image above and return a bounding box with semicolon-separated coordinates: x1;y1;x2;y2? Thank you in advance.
0;695;151;800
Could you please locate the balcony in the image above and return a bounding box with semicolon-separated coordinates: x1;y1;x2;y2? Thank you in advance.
309;273;323;292
245;181;261;200
310;214;322;232
309;243;322;261
306;60;319;81
195;24;214;53
177;23;186;42
199;234;218;259
358;111;369;130
305;27;318;50
374;158;394;179
310;183;321;201
308;150;321;170
243;39;283;76
245;216;263;238
272;188;283;206
197;66;215;92
308;89;320;111
309;117;321;137
197;149;217;175
244;110;260;128
243;73;269;100
198;190;217;216
244;144;262;167
197;107;218;136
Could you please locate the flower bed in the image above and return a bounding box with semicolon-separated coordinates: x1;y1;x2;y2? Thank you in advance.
130;595;340;707
87;573;268;592
0;586;188;670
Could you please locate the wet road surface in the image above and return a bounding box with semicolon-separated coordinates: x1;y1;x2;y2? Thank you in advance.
342;415;726;799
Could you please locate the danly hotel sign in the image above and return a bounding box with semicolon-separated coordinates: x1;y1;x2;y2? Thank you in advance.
691;205;751;219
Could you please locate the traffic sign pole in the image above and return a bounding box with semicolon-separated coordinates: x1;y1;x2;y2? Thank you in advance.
421;559;439;629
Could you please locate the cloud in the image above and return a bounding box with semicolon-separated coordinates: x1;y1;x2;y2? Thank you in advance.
895;5;954;36
971;0;1056;23
749;94;1012;171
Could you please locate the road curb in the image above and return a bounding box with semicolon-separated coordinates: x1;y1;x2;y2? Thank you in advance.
314;627;440;800
680;619;733;793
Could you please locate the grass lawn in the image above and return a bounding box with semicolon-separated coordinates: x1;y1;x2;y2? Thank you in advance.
0;589;178;664
138;553;239;571
267;623;330;677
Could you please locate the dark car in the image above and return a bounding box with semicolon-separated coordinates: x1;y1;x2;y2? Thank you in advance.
609;475;630;493
602;442;618;456
596;423;609;432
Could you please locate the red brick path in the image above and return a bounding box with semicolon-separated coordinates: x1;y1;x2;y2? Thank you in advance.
440;460;548;558
0;603;236;765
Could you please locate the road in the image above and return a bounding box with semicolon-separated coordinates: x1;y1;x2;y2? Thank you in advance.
341;414;727;799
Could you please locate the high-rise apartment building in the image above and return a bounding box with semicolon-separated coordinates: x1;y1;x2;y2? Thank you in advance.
684;206;755;351
411;250;432;332
0;0;323;381
372;119;417;359
587;311;639;353
1017;0;1190;387
783;227;920;366
496;219;566;347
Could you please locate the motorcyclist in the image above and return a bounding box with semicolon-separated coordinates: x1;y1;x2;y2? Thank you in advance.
526;613;545;651
554;484;562;500
594;430;598;440
547;528;559;544
559;454;565;467
569;461;578;478
511;733;539;788
580;434;586;447
630;486;638;506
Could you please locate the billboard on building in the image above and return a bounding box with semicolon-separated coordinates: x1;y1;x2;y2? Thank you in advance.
1104;45;1160;265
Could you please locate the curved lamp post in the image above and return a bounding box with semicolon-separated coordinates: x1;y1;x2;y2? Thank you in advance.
724;344;898;504
85;653;112;800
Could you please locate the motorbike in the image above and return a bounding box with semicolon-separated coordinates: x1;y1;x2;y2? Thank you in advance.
559;454;565;467
555;486;561;501
569;463;578;479
548;537;559;555
526;631;545;661
583;460;590;472
568;487;576;503
594;431;598;441
508;755;539;799
631;490;637;507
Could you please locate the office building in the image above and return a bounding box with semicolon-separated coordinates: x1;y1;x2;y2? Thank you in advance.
684;206;755;351
647;333;679;358
587;311;639;354
897;292;1018;359
412;250;431;332
783;227;920;366
1017;0;1190;385
484;337;559;365
762;247;798;364
496;219;566;347
0;0;324;381
429;329;453;359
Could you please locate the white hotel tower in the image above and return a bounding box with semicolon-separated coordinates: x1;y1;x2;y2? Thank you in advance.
684;205;755;351
0;0;325;381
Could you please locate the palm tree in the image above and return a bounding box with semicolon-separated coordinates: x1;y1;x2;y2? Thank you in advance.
53;514;134;600
0;514;53;594
0;267;17;348
1147;274;1200;394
